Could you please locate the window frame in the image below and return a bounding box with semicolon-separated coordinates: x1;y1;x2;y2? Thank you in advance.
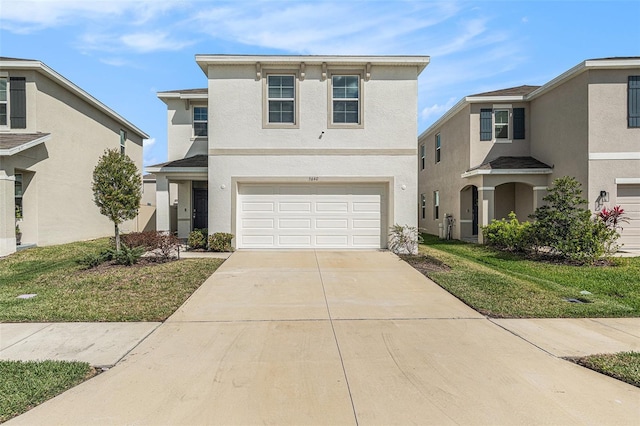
420;144;426;170
433;190;440;220
494;109;510;141
263;71;299;129
435;133;441;163
0;75;7;128
629;76;640;128
421;194;426;220
328;71;363;129
119;129;127;155
193;106;208;137
15;173;23;219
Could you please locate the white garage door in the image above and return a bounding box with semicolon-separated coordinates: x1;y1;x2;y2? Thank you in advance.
617;184;640;249
237;183;386;249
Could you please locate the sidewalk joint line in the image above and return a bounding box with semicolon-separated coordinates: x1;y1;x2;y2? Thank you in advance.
315;251;359;426
488;318;557;357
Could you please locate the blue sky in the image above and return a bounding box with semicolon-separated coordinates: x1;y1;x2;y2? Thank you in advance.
1;0;639;168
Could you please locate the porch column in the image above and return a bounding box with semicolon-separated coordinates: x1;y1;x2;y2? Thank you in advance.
477;186;495;244
533;186;547;211
0;167;17;256
155;174;171;232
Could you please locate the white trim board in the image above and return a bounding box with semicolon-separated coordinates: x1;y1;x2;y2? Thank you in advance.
589;152;640;160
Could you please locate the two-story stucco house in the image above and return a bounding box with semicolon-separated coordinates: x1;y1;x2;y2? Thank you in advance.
418;57;640;249
0;57;149;257
149;55;429;250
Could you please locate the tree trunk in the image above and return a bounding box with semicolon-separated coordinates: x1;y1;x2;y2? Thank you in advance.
115;223;120;251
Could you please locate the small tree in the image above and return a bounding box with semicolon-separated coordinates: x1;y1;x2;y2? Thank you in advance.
92;149;142;251
530;176;617;262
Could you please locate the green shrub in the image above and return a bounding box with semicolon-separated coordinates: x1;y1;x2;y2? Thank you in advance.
102;244;144;266
529;176;619;263
188;228;208;250
77;252;107;269
482;212;532;252
208;232;234;252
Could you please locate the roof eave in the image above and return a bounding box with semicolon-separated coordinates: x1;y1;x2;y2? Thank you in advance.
461;168;553;178
0;133;51;156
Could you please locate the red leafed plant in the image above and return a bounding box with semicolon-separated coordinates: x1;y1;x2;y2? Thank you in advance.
598;205;629;231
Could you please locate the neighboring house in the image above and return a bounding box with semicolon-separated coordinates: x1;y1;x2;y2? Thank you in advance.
149;55;430;249
0;57;149;257
418;57;640;249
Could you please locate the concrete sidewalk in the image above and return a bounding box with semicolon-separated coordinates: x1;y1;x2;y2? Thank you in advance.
0;322;160;368
5;250;639;425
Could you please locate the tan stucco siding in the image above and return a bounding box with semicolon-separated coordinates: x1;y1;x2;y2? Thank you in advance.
6;70;144;248
530;71;589;189
165;99;208;161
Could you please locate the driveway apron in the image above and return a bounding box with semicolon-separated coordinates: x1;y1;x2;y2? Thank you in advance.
8;251;640;425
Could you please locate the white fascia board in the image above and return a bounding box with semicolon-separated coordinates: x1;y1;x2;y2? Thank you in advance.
0;134;51;156
615;178;640;184
156;92;208;101
145;166;208;174
196;55;430;75
589;152;640;160
527;58;640;101
0;60;149;139
461;168;553;178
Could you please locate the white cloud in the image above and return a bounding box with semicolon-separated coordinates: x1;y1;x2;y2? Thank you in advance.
143;137;156;147
120;31;195;53
420;97;458;122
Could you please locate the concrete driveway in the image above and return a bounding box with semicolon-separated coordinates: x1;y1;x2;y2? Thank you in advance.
8;251;640;425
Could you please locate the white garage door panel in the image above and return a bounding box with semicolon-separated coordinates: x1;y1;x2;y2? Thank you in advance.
617;184;640;249
238;183;386;249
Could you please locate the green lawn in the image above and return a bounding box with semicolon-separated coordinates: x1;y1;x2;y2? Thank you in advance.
0;360;95;422
0;239;224;322
572;352;640;388
414;234;640;318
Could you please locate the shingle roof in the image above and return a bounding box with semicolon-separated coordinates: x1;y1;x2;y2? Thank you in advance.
149;154;208;169
0;132;50;150
470;85;541;97
468;156;552;172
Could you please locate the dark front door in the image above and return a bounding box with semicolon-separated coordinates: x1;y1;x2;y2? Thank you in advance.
193;189;208;230
472;186;478;235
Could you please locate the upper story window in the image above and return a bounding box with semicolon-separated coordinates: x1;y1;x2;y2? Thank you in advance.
0;76;27;129
267;75;295;124
435;133;441;163
420;144;425;170
629;76;640;128
193;106;208;136
119;129;127;155
331;74;361;126
480;107;525;142
0;77;7;126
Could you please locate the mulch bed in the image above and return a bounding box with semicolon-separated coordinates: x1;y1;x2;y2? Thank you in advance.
399;254;451;274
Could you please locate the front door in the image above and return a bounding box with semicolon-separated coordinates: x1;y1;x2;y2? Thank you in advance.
472;186;478;235
193;189;208;230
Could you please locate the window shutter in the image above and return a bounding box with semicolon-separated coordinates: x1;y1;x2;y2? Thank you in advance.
513;108;525;139
10;77;26;129
480;109;492;140
629;76;640;128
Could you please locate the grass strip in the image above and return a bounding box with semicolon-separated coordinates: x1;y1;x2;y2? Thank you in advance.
0;360;95;422
571;352;640;388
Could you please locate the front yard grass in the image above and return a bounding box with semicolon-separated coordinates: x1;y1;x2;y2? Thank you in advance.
0;239;224;322
571;352;640;388
412;234;640;318
0;360;95;422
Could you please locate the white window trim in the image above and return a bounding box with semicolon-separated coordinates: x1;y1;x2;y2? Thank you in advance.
420;193;426;219
327;70;364;129
0;73;8;129
263;70;299;129
420;144;425;170
434;190;440;220
119;129;127;155
192;105;208;138
435;133;441;163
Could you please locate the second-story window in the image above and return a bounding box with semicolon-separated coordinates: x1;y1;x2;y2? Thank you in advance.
420;144;425;170
0;77;6;126
629;76;640;128
193;107;208;136
267;75;295;124
494;110;509;139
332;75;360;124
435;133;441;163
119;129;127;155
